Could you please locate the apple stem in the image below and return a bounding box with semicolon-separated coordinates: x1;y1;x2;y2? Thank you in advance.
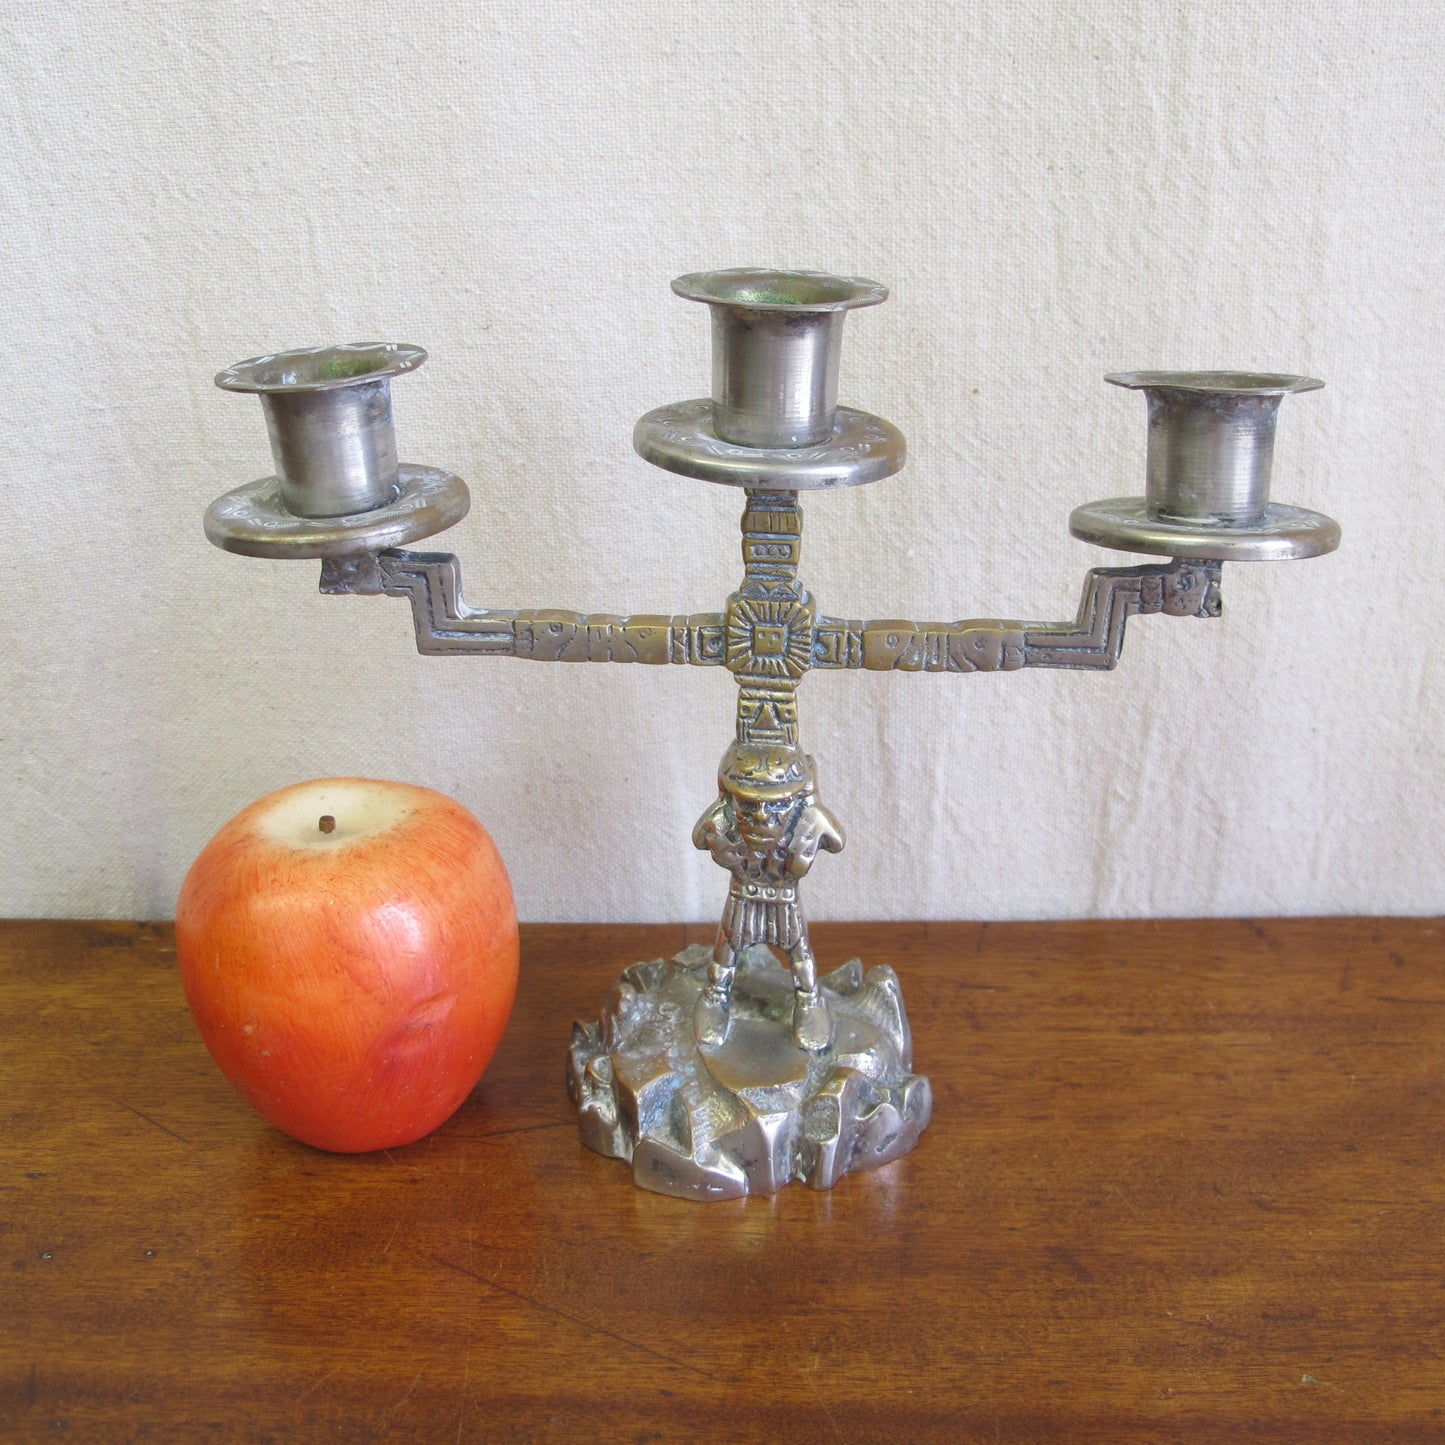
318;815;336;835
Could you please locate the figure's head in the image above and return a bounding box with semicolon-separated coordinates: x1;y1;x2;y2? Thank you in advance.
719;742;813;801
719;742;813;847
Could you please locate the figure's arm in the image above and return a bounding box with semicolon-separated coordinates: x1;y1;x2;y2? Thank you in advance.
692;797;731;854
785;802;846;877
319;549;727;665
809;559;1221;675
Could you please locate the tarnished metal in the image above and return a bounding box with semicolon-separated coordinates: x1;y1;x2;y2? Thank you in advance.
634;399;905;491
672;267;886;447
204;268;1341;1198
209;341;468;560
216;343;427;518
1071;371;1339;560
566;944;930;1199
1068;497;1339;561
205;466;470;559
351;548;1216;673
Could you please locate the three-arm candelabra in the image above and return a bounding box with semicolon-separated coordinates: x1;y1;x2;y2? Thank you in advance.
205;268;1339;1199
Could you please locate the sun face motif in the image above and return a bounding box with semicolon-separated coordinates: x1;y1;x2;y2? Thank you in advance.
725;596;816;679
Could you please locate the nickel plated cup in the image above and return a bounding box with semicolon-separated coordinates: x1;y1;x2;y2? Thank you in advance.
206;343;469;559
634;268;905;491
1070;372;1340;561
675;267;886;448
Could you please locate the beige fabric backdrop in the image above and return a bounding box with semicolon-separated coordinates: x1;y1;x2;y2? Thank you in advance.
3;0;1440;923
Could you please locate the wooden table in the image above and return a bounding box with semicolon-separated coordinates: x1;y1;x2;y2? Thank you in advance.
2;918;1442;1442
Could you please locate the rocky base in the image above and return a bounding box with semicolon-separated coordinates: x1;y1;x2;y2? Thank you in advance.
567;943;932;1200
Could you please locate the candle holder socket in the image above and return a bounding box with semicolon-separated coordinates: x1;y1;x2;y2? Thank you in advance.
635;268;904;489
1070;372;1339;561
206;343;468;558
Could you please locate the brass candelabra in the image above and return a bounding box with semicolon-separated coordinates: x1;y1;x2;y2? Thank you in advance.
205;267;1338;1198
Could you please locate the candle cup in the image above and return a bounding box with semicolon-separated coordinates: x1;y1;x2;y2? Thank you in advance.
216;343;427;518
1106;371;1324;527
672;269;886;449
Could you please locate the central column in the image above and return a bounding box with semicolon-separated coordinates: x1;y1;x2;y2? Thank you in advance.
726;490;814;741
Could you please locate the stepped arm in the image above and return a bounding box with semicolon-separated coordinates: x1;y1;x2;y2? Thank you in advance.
318;549;727;665
811;558;1222;675
320;550;1218;674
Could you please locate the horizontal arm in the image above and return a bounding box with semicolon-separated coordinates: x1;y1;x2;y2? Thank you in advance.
1021;558;1221;669
320;551;1219;674
318;549;726;664
811;559;1221;674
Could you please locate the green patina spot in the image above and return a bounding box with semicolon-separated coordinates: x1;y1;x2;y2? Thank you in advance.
734;289;804;306
318;354;387;381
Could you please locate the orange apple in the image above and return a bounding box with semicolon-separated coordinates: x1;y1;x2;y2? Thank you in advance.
176;778;518;1152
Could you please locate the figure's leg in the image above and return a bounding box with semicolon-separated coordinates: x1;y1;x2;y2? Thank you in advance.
694;930;738;1047
787;936;833;1052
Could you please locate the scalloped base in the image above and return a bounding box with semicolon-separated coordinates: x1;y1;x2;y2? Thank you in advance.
567;944;932;1199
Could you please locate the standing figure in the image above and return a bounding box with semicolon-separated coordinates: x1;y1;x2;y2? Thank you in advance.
692;742;845;1052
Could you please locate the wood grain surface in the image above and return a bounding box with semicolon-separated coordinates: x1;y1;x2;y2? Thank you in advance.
1;917;1442;1443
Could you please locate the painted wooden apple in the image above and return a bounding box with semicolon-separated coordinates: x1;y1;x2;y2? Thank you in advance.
176;778;519;1152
